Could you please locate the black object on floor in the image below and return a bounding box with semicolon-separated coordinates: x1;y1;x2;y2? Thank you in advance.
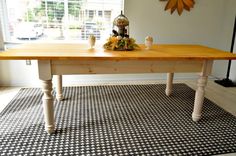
215;15;236;87
215;78;236;87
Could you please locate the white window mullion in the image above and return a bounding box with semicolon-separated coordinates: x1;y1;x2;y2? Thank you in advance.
0;0;10;43
64;0;69;40
0;20;5;50
45;0;49;28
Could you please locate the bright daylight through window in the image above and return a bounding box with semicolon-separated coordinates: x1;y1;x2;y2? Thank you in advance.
1;0;123;43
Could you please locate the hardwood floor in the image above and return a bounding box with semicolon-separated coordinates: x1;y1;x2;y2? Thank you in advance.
185;80;236;117
0;80;236;156
0;86;21;112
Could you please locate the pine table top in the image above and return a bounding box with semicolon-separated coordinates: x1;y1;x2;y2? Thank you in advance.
0;43;236;61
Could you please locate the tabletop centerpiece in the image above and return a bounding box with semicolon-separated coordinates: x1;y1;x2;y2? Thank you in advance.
103;11;139;51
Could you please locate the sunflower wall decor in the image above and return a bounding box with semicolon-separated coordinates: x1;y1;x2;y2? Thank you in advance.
163;0;195;15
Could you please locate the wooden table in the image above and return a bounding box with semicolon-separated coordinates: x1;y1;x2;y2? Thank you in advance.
1;43;236;134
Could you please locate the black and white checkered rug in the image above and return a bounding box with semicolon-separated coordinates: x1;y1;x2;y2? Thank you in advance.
0;84;236;156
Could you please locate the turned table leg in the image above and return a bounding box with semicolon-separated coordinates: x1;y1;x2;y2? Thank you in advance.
165;73;174;96
41;80;55;134
38;60;55;134
192;60;213;122
56;75;64;101
192;76;208;122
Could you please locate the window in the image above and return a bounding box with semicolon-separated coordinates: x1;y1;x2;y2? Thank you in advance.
88;10;94;20
98;11;103;17
104;11;112;22
0;0;124;43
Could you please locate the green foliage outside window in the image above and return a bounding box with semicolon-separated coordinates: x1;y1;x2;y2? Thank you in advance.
24;0;82;23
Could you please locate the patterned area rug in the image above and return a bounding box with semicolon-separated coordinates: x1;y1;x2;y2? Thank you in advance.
0;84;236;156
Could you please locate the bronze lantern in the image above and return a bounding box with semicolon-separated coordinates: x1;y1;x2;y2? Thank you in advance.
112;11;129;38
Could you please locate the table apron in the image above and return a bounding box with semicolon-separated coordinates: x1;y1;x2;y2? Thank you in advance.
50;60;206;75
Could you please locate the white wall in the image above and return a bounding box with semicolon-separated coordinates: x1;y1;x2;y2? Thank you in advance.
0;15;4;50
124;0;235;80
226;0;236;82
214;0;236;80
0;60;38;86
229;33;236;82
125;0;224;45
0;0;236;86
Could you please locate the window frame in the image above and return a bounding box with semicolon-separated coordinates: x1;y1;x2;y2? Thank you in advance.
0;0;124;45
0;0;11;44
